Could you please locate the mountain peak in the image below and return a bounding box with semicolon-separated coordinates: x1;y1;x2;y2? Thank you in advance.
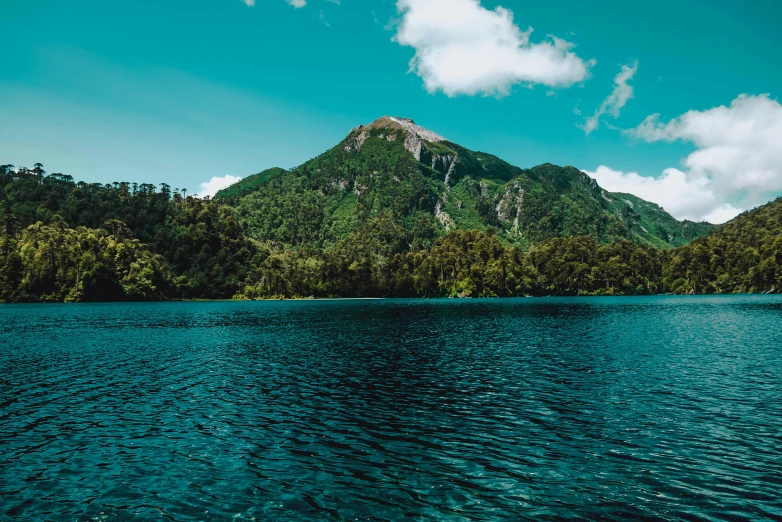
344;116;450;160
361;116;447;143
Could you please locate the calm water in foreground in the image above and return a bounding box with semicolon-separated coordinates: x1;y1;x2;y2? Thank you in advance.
1;296;781;521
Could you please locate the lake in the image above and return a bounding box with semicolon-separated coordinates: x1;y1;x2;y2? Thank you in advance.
1;297;781;520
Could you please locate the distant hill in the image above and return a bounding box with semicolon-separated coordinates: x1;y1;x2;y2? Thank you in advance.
218;116;716;250
599;192;717;248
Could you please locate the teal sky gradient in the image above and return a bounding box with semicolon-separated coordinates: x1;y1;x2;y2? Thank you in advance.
1;0;781;204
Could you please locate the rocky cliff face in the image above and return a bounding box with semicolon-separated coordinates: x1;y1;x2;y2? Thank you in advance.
344;116;465;187
344;116;444;156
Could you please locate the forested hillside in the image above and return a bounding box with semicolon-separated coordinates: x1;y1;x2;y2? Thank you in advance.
1;117;779;302
663;198;782;294
217;117;716;251
0;164;257;301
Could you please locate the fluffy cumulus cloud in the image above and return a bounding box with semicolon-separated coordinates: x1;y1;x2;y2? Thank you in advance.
242;0;255;6
394;0;594;97
584;166;742;224
197;175;242;199
581;61;637;134
585;94;782;224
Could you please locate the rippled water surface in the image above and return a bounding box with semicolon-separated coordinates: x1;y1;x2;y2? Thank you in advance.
1;297;782;521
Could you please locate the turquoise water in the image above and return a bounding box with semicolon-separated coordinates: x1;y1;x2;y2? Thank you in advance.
1;296;781;520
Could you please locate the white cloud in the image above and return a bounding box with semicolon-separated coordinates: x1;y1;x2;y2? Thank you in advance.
393;0;594;97
582;61;637;135
243;0;255;5
703;204;745;224
635;94;782;218
197;175;243;199
584;94;782;223
583;166;742;224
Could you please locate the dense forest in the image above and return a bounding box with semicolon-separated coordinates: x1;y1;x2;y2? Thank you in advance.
0;164;257;301
1;161;780;302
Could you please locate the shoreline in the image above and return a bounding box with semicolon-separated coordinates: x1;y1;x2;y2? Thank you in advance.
2;293;780;305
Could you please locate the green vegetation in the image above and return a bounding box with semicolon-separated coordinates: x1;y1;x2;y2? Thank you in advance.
0;164;258;301
0;216;170;302
224;122;716;252
607;192;717;248
237;231;667;299
236;209;782;299
1;119;778;302
662;198;782;294
214;167;286;199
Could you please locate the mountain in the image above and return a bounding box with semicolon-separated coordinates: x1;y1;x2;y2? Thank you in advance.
6;117;773;303
218;116;716;250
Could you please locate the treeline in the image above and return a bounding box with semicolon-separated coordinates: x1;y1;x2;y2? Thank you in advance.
238;228;779;299
0;217;170;302
1;164;258;301
1;164;780;302
667;200;782;294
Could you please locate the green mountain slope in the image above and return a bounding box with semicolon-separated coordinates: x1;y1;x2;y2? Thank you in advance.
223;116;716;251
663;197;782;293
214;167;287;199
604;192;717;248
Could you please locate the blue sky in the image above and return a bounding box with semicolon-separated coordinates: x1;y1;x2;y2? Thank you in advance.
2;0;781;222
